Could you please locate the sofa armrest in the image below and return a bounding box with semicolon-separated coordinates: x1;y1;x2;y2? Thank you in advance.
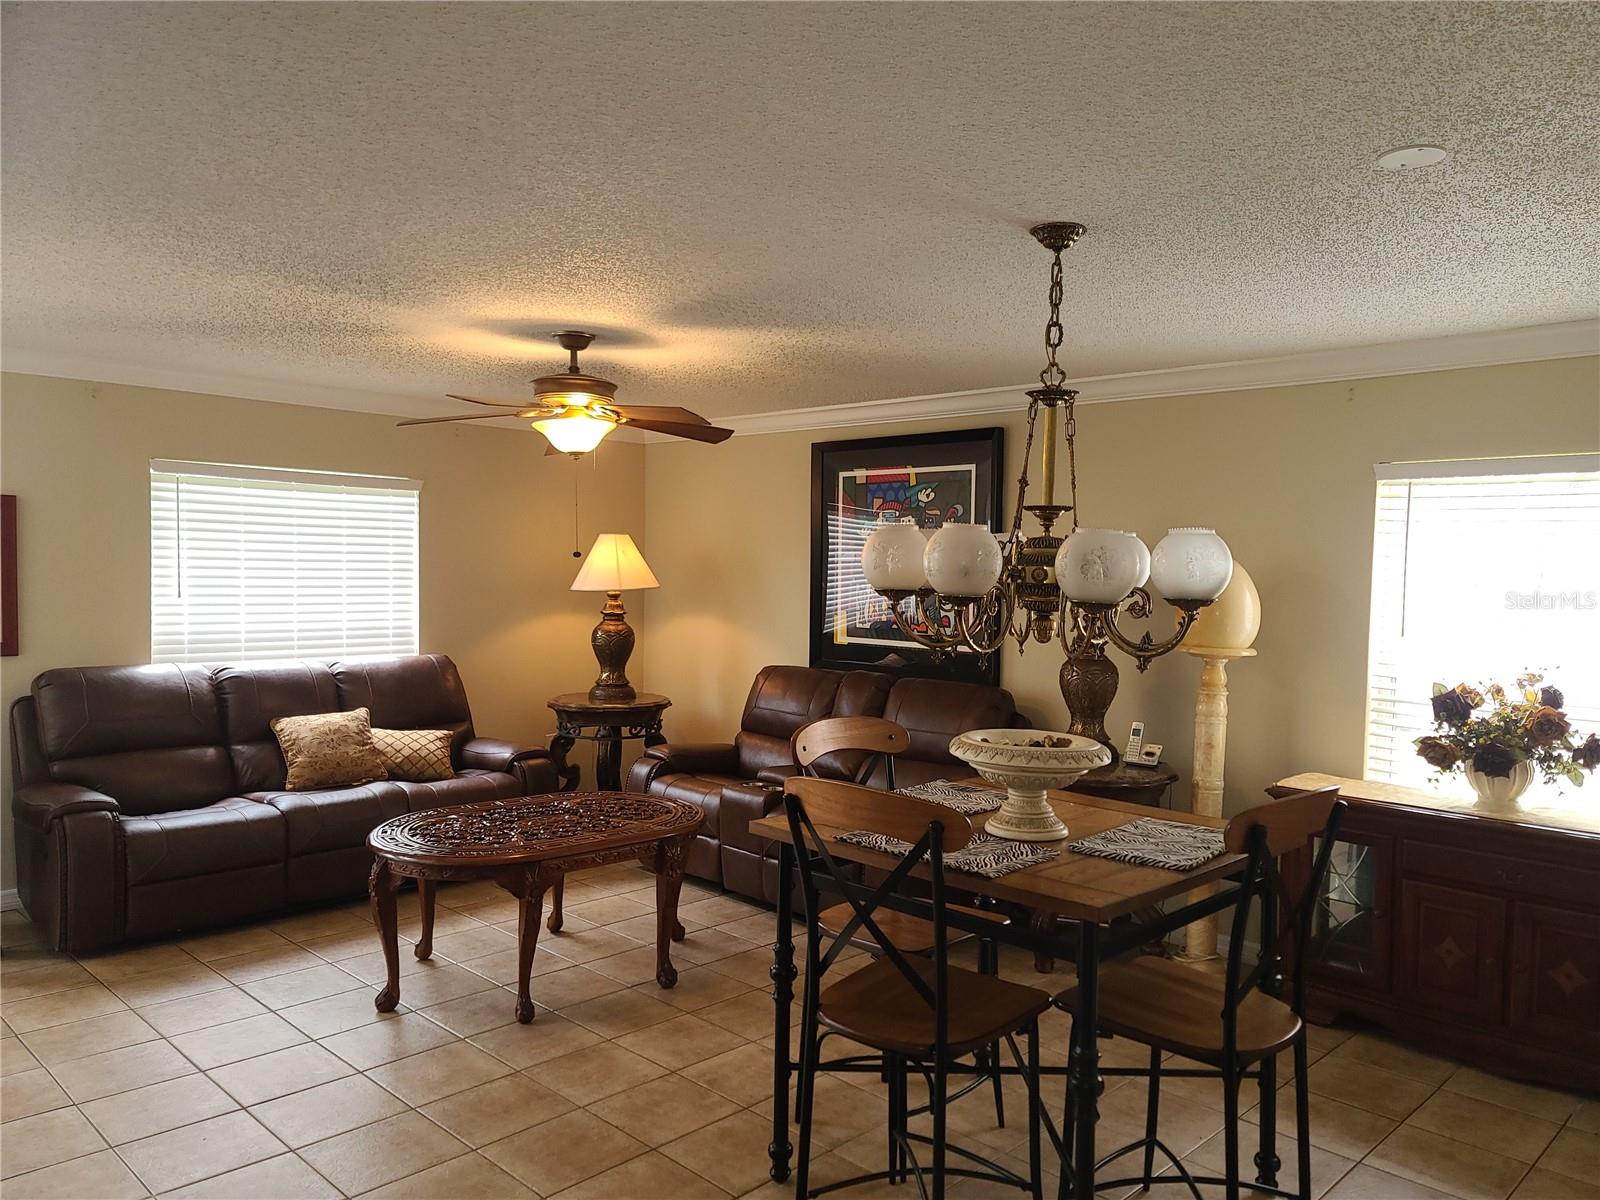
638;743;738;774
458;737;551;773
13;782;120;833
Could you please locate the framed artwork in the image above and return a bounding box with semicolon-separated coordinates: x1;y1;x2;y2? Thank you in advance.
810;428;1004;684
1;495;16;657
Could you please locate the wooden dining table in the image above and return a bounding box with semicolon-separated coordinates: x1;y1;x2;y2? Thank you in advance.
751;779;1247;1198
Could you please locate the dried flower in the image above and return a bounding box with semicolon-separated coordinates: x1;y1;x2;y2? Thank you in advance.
1456;684;1485;709
1416;737;1461;770
1522;706;1572;748
1431;688;1475;726
1472;743;1519;779
1539;685;1565;710
1575;734;1600;772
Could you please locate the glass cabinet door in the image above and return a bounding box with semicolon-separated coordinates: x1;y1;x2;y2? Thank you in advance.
1306;830;1394;994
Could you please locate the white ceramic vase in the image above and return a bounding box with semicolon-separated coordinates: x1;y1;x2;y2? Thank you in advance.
1465;760;1534;809
949;729;1112;841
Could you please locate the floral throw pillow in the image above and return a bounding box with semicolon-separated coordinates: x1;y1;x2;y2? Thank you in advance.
372;727;455;783
269;707;388;791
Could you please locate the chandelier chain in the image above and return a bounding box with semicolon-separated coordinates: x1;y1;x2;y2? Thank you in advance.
1040;248;1067;389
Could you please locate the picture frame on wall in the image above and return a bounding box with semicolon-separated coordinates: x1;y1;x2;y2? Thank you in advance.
810;427;1004;684
2;495;17;657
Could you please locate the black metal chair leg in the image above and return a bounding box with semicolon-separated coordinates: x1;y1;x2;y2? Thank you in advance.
1142;1045;1161;1188
1294;1035;1312;1200
1222;1062;1241;1200
1057;1018;1075;1200
933;1055;949;1200
795;1025;818;1200
1029;1020;1043;1200
1256;1050;1280;1189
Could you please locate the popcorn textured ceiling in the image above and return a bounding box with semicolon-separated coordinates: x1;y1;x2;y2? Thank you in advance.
2;2;1596;420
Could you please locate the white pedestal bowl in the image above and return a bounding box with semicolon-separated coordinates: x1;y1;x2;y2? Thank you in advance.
949;729;1112;842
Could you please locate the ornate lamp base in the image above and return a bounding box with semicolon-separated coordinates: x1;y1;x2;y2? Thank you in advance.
984;788;1070;842
588;591;637;703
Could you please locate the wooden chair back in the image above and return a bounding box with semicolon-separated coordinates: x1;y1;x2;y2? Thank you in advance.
783;776;969;1026
1220;786;1345;1034
792;716;909;790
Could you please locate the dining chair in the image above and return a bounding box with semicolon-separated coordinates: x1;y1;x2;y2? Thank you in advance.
792;716;1011;1126
784;776;1052;1200
1052;785;1344;1200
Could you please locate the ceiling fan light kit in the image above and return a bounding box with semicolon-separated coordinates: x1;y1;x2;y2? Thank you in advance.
399;329;733;456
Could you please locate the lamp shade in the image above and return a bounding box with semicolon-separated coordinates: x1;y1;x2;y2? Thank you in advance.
1150;527;1233;601
1056;529;1150;604
572;533;660;592
924;523;1003;598
861;520;930;591
533;410;615;455
1180;560;1261;653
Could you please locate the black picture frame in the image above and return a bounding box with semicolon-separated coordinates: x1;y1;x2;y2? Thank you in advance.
809;427;1005;685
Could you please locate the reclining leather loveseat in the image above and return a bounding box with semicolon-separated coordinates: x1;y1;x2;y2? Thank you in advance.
627;664;1024;903
9;653;558;954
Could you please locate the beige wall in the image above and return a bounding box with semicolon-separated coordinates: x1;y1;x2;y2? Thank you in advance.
639;356;1600;818
0;374;649;891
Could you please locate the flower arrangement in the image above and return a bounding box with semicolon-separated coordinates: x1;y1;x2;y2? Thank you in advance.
1416;672;1600;788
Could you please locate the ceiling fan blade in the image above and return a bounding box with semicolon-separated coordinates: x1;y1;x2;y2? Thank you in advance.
610;404;715;426
445;393;533;408
397;412;529;427
619;418;734;444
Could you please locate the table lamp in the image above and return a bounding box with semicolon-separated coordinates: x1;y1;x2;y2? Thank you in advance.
571;533;660;702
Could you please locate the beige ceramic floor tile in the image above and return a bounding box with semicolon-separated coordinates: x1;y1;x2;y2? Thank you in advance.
366;1039;510;1105
417;990;525;1038
170;1012;306;1069
1327;1031;1459;1087
178;925;298;963
319;1011;457;1070
1307;1053;1435;1121
538;927;646;966
205;1041;355;1106
78;943;197;983
706;947;787;989
615;1011;747;1069
4;982;127;1032
1569;1101;1600;1135
678;896;762;927
455;944;571;987
1279;1090;1399;1161
105;962;233;1009
19;1009;159;1065
419;1073;572;1147
279;988;401;1039
0;1148;147;1199
537;1041;668;1104
160;1152;341;1199
299;1110;469;1195
1368;1124;1531;1200
239;963;365;1010
649;964;754;1012
120;1110;286;1194
682;1041;785;1106
1408;1088;1562;1163
0;1036;41;1077
0;1066;70;1119
586;945;673;987
661;1109;780;1197
268;909;372;944
250;1073;408;1148
80;1073;239;1145
387;962;500;1009
0;1106;110;1178
136;986;270;1037
527;963;627;1009
469;1011;601;1068
589;1072;739;1146
1538;1128;1600;1182
561;987;679;1038
426;925;518;963
210;944;329;985
673;927;759;965
1443;1067;1585;1125
297;927;386;963
358;1151;537;1199
0;958;95;1002
51;1036;196;1103
1325;1163;1462;1200
480;1108;647;1195
550;1149;730;1200
1510;1167;1600;1200
1184;1123;1357;1199
697;989;782;1041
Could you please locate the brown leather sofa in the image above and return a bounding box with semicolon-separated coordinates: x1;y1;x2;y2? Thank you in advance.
627;665;1024;902
9;654;559;954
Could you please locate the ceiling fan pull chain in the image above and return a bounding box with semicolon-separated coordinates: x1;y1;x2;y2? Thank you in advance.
572;459;582;558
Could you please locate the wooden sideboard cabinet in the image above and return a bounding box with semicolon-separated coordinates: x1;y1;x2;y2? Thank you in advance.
1271;772;1600;1091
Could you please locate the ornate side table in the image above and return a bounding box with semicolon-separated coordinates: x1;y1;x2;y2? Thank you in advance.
547;691;671;791
367;791;702;1023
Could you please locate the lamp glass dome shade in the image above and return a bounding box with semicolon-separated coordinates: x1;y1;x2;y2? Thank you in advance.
924;523;1003;599
861;520;929;592
572;533;660;592
533;410;615;454
1056;529;1150;604
1150;527;1234;601
1181;560;1260;651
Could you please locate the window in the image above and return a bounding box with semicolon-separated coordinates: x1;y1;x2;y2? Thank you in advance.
151;460;420;664
1364;455;1600;795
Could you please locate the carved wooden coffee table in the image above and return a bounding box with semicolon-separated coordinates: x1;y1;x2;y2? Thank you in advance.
367;791;703;1023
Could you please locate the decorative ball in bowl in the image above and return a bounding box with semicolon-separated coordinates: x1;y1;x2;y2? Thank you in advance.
949;729;1112;842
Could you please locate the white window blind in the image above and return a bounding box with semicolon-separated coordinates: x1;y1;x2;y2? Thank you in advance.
1364;455;1600;796
151;460;420;664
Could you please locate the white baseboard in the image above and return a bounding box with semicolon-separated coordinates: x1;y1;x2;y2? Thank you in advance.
0;889;20;913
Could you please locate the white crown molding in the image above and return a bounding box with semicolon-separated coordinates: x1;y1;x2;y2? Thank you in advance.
6;319;1594;444
699;319;1600;440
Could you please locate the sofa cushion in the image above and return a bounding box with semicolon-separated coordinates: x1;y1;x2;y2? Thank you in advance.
123;797;287;886
245;781;412;855
652;774;736;837
47;746;236;818
331;655;475;756
374;728;455;782
213;662;341;792
270;708;388;791
388;770;525;812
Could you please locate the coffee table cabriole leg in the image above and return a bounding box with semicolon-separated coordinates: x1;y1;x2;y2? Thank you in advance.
511;872;550;1024
547;878;565;934
414;878;436;961
647;835;692;988
369;860;403;1013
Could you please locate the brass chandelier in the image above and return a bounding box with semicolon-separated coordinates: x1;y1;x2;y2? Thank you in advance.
861;223;1234;760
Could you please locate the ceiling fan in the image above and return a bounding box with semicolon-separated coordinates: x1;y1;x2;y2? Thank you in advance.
398;330;734;456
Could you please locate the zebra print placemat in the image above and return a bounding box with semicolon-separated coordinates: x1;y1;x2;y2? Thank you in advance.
1069;817;1226;871
836;830;1058;878
893;779;1003;815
